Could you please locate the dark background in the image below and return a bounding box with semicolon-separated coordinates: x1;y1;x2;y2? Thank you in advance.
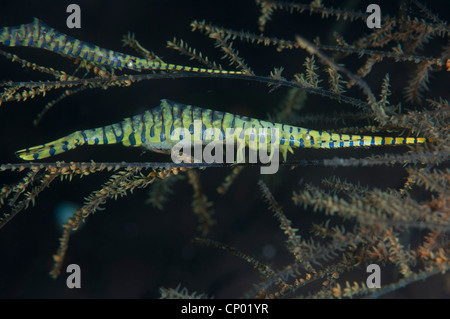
0;0;449;298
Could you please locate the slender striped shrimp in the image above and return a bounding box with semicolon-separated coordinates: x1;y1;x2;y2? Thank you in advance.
15;99;430;162
0;18;244;74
